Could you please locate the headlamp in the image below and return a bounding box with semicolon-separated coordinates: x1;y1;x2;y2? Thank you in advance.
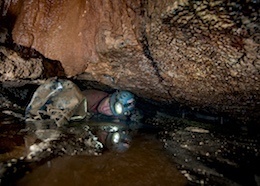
110;90;135;116
114;102;123;114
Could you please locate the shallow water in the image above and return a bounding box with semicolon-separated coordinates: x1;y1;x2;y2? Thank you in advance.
16;134;187;186
14;135;186;186
0;111;26;162
0;111;187;186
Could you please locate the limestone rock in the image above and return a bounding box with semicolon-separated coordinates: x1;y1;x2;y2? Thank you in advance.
0;46;43;81
2;0;260;120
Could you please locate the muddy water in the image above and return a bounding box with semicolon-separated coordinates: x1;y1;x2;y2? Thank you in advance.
16;135;187;186
0;111;26;162
0;111;187;186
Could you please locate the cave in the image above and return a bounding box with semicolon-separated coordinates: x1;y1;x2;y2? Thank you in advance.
0;0;259;185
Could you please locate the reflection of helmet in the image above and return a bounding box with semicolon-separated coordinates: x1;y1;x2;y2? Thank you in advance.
110;91;135;116
105;131;132;152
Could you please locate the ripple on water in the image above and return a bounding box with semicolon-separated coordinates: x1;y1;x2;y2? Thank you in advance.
16;134;187;186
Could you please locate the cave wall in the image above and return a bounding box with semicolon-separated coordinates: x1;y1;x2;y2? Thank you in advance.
1;0;259;121
143;0;260;120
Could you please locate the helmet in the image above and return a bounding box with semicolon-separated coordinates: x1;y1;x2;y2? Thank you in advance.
109;90;135;116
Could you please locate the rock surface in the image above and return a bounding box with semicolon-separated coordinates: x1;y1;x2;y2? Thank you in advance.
1;0;259;121
0;46;43;80
144;111;260;186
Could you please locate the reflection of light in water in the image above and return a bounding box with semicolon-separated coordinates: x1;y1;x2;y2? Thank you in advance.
112;132;120;144
17;134;187;186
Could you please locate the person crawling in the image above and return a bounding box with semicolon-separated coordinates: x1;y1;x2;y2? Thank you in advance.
24;78;142;152
25;78;137;125
0;79;144;184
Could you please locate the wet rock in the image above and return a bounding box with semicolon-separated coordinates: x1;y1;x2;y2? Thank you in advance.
145;112;260;186
0;118;103;185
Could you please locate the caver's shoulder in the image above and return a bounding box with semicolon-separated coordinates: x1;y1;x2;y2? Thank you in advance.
82;89;109;99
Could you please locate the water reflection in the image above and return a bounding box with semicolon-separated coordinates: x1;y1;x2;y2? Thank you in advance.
17;134;187;186
0;111;187;185
0;111;26;162
86;118;141;153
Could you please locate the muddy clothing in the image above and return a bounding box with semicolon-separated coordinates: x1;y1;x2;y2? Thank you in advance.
82;89;109;114
26;78;142;127
25;78;89;127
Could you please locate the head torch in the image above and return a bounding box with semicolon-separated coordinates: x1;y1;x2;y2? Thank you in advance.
110;91;135;116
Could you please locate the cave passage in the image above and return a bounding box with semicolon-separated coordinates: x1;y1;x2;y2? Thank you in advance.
0;82;259;186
